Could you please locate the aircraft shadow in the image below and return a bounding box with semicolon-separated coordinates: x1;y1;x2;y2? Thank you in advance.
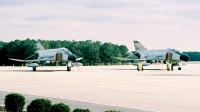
0;70;71;72
139;74;199;76
103;68;166;71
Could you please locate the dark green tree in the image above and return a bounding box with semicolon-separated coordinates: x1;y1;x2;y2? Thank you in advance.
51;103;70;112
73;108;91;112
4;93;26;112
100;43;122;65
182;51;200;61
27;98;52;112
0;38;134;66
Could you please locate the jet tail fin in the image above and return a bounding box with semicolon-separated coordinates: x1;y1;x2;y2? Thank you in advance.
133;40;147;51
36;41;45;50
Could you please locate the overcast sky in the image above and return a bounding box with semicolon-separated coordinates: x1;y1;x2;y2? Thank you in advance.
0;0;200;52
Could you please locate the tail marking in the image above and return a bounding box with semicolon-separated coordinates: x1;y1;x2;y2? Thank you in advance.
134;40;147;51
36;41;45;50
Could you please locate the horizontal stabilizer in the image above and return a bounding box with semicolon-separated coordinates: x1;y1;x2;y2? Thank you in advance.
115;57;134;61
115;55;135;61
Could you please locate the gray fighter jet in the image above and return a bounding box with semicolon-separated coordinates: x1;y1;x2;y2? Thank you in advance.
117;41;189;71
9;41;83;71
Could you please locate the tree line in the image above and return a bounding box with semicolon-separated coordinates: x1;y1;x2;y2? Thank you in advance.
0;38;129;66
0;38;200;66
182;51;200;61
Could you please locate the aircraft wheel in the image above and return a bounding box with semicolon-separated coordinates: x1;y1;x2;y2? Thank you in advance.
33;67;36;71
167;68;170;71
178;67;181;70
67;66;71;71
137;63;143;71
167;63;171;71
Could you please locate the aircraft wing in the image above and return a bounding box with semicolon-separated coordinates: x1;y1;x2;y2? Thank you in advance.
133;59;148;61
115;57;135;61
9;58;39;62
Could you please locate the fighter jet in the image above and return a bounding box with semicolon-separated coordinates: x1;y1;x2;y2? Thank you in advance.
9;41;83;71
117;40;189;71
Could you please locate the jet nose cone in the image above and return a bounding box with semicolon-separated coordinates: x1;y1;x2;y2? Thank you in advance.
180;54;189;62
68;54;77;61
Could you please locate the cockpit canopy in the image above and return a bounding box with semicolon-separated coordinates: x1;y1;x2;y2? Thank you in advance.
59;48;72;55
168;49;181;54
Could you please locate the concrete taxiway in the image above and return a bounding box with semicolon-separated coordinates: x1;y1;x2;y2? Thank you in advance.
0;64;200;112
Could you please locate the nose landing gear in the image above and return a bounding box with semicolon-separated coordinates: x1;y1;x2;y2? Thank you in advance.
67;66;71;71
66;61;72;71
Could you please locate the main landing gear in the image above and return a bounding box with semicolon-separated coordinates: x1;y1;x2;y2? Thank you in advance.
167;63;173;71
137;63;143;71
166;63;182;71
167;52;174;71
33;67;36;71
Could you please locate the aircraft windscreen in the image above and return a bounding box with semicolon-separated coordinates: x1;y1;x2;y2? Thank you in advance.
61;48;72;55
176;50;181;54
169;49;181;54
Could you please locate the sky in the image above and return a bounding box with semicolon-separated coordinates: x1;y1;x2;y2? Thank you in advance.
0;0;200;52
